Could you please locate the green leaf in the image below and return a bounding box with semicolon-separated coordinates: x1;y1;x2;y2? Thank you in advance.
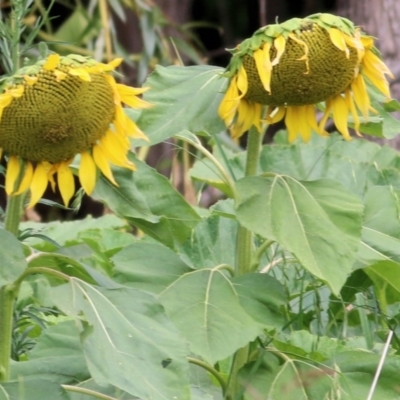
158;268;262;364
0;379;69;399
94;154;201;248
136;65;226;145
0;228;27;286
10;320;89;383
179;214;237;269
365;260;400;296
112;242;193;293
357;186;400;267
239;354;334;400
27;253;98;285
21;214;128;251
52;280;190;400
236;176;363;294
232;273;287;328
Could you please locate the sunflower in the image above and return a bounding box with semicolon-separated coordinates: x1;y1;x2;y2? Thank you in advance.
0;54;151;208
218;13;393;142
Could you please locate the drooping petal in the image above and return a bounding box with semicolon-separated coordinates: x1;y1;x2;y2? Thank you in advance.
92;145;117;185
328;28;350;58
285;107;301;142
331;95;351;140
253;43;272;93
79;151;97;194
5;156;21;195
351;74;370;119
272;35;286;66
218;78;240;125
288;34;309;73
115;84;152;108
345;90;361;136
236;66;248;97
15;161;34;195
28;163;49;208
57;162;75;206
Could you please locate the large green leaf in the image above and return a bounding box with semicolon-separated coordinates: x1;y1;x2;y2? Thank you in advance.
0;379;69;400
261;133;400;196
52;280;190;400
10;320;89;383
232;273;287;328
158;268;262;365
357;186;400;268
365;260;400;298
0;228;27;286
239;355;334;400
179;214;237;269
94;154;201;248
236;176;363;294
136;65;226;145
21;214;128;252
112;242;193;293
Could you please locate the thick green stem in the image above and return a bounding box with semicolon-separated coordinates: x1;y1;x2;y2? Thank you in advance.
235;127;262;276
188;357;228;393
226;127;263;400
4;194;25;237
0;284;17;381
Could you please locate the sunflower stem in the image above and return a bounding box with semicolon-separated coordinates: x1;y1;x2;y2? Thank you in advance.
0;283;17;381
225;126;263;400
4;194;25;237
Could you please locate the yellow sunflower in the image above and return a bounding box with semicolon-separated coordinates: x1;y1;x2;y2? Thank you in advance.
218;13;393;142
0;53;151;208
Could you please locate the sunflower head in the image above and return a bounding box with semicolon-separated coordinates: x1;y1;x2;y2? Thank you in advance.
0;53;152;208
218;13;393;141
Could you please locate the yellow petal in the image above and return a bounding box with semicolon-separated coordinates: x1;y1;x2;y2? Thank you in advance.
285;107;300;142
79;151;97;194
331;95;351;140
253;43;272;93
57;162;75;206
0;93;12;122
351;74;370;119
24;75;38;86
54;70;67;82
265;106;285;124
28;163;49;208
218;78;240;125
345;90;361;136
114;105;149;141
100;130;136;170
68;68;91;82
319;101;333;135
115;84;152;109
272;36;286;66
43;54;60;71
288;34;309;73
236;66;248;97
5;156;21;195
231;100;261;139
15;161;34;195
92;145;117;185
7;85;24;98
329;28;350;58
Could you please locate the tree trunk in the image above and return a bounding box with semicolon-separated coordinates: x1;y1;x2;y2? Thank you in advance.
337;0;400;145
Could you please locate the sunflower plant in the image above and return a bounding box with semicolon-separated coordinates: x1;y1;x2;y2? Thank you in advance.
2;3;400;400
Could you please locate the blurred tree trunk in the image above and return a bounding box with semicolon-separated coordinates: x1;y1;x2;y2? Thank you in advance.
337;0;400;146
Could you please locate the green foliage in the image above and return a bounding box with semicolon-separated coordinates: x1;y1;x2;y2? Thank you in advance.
3;3;400;399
